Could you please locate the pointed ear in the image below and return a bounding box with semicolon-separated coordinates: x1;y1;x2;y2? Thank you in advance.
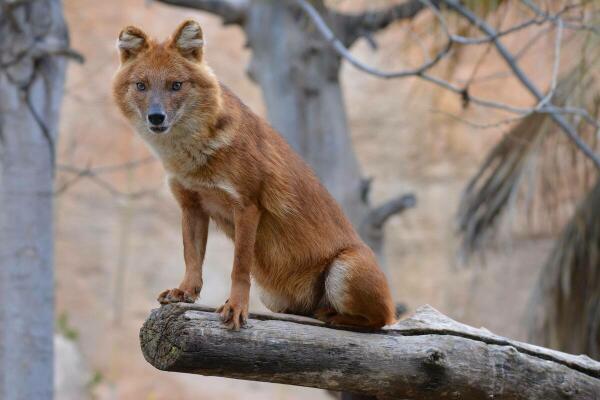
117;26;149;63
169;20;204;61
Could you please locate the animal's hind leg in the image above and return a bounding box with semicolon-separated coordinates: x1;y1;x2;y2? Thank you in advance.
314;307;372;328
313;306;337;322
322;245;396;329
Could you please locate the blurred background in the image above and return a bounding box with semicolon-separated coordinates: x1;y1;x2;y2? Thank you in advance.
1;0;599;399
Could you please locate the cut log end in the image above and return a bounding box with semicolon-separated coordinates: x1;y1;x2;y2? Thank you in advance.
140;306;183;371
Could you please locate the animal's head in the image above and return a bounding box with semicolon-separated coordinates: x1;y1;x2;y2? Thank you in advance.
113;20;219;136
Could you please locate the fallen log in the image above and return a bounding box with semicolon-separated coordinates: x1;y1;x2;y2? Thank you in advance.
140;303;600;399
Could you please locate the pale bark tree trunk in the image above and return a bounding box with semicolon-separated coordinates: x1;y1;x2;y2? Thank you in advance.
0;1;70;398
244;1;365;225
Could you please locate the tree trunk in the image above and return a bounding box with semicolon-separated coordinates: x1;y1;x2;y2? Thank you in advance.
0;1;69;398
243;0;380;251
141;303;600;399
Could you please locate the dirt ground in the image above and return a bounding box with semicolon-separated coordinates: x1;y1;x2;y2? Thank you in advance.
55;1;557;398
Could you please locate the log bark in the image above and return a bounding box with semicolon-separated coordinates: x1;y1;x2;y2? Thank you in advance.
140;303;600;399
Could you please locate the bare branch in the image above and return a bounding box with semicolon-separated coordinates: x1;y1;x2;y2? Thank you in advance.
30;40;86;64
45;47;85;64
367;193;416;230
82;156;156;174
339;0;428;42
292;0;542;114
57;157;156;176
348;0;427;31
153;0;247;25
0;40;84;69
548;106;600;131
425;0;574;46
537;18;563;108
56;159;160;199
294;0;453;79
431;109;531;130
294;0;600;168
520;0;600;35
418;73;532;114
464;25;552;85
441;0;600;169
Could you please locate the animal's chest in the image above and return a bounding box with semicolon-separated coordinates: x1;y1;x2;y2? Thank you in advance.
148;136;241;225
172;168;238;223
196;185;235;221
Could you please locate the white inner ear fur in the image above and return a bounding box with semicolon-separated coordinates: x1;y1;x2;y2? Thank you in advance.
176;24;204;50
118;32;145;50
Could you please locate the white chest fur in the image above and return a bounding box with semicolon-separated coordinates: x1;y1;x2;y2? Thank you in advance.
139;129;239;201
180;175;240;202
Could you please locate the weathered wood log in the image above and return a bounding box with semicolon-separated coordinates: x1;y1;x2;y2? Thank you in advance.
140;303;600;399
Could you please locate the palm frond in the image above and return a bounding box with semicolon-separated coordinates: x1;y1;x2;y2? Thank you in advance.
457;111;548;256
527;178;600;359
457;64;600;258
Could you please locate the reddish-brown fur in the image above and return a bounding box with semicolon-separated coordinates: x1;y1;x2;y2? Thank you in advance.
113;20;395;330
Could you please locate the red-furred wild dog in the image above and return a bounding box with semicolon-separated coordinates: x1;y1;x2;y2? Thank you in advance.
112;20;396;330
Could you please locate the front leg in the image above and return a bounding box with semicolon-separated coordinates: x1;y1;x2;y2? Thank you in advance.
217;203;260;330
159;181;209;305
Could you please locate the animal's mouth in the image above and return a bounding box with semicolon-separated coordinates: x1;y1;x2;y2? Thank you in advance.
149;126;169;133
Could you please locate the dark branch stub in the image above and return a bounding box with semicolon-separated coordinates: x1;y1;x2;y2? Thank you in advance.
339;0;432;44
368;193;416;230
153;0;247;25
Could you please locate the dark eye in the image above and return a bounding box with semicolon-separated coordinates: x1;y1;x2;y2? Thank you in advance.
136;82;146;91
172;81;182;91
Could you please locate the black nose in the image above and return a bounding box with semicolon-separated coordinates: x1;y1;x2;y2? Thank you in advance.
148;113;166;126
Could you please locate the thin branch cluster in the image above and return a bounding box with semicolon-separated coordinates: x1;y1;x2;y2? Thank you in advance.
292;0;600;169
153;0;599;168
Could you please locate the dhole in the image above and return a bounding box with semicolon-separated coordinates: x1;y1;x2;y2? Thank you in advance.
113;20;395;330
